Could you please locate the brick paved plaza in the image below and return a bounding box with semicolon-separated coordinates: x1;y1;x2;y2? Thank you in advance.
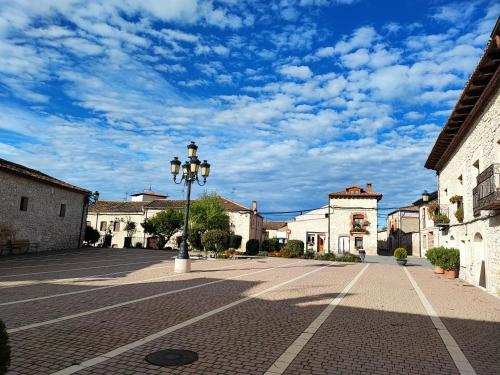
1;248;499;375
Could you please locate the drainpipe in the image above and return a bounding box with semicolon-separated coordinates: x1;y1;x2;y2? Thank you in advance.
77;195;88;249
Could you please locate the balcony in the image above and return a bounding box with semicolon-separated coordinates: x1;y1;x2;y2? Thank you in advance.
428;203;450;227
473;163;500;216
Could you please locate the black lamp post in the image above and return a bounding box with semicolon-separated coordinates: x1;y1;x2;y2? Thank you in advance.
170;142;210;273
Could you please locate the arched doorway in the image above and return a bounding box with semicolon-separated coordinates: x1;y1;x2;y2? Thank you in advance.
473;233;486;288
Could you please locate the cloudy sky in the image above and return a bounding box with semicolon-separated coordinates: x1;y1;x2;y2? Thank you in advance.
0;0;498;221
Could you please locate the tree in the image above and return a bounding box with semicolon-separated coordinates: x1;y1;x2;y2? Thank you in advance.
84;226;100;245
201;229;229;258
189;193;230;249
142;208;183;249
124;220;137;237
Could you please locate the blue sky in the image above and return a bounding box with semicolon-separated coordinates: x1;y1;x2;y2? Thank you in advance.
0;0;498;221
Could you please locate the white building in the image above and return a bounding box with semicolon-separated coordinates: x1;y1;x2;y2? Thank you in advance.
287;183;382;255
424;22;499;295
86;193;263;250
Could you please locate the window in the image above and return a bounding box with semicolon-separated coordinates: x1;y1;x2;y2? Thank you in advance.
114;221;120;232
59;204;66;217
354;237;363;249
352;214;364;231
20;196;29;211
100;221;107;231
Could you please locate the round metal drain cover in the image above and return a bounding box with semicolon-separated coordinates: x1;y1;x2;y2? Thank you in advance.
145;349;198;367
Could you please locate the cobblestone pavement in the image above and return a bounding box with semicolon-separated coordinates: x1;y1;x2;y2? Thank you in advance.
1;248;499;374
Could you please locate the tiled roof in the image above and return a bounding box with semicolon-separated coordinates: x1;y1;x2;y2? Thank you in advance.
89;196;251;213
88;201;147;213
329;186;382;200
425;18;500;171
263;221;287;230
388;205;420;216
0;157;90;195
129;191;167;197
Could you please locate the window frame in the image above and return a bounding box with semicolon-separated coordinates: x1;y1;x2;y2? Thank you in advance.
20;196;29;211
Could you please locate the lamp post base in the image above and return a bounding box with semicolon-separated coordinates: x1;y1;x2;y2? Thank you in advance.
174;258;191;273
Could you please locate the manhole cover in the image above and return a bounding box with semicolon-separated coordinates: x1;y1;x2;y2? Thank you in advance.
145;349;198;367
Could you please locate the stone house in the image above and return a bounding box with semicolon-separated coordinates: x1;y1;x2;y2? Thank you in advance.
87;193;263;250
412;191;439;258
287;183;382;255
386;205;420;256
424;21;500;295
0;158;90;254
262;221;287;239
329;184;382;255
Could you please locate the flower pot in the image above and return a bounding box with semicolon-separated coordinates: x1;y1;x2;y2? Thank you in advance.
396;259;407;266
444;269;458;279
434;266;444;274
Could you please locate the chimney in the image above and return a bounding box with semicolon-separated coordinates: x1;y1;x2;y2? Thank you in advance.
366;183;372;192
251;201;257;213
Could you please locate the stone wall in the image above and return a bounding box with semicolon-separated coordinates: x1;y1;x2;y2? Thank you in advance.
0;171;87;253
328;198;378;255
437;89;500;295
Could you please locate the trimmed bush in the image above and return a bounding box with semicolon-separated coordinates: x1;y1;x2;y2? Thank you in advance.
0;319;10;375
201;229;229;256
228;234;242;249
394;247;408;259
84;226;100;245
315;253;336;261
426;246;448;266
303;251;315;259
262;238;280;253
282;240;304;258
245;239;260;255
438;248;460;271
336;253;361;263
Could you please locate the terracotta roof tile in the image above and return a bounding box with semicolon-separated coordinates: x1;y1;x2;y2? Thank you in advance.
263;221;287;230
0;157;90;195
88;201;147;213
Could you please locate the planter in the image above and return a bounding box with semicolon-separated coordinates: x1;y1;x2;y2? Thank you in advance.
444;269;458;279
434;266;444;274
396;258;407;266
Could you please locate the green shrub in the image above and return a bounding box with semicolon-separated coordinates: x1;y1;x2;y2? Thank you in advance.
228;234;242;249
438;248;460;270
426;246;447;266
201;229;229;256
314;253;336;261
257;251;269;257
336;253;361;262
394;248;408;259
0;319;10;375
245;239;260;255
84;226;100;245
303;251;315;259
283;240;304;257
262;238;280;253
454;207;464;222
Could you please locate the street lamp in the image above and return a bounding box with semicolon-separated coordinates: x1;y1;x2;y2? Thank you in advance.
170;142;211;273
422;190;430;203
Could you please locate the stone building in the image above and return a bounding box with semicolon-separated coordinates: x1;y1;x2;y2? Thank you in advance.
386;205;420;256
287;183;382;255
87;193;263;250
0;158;90;254
413;191;439;258
329;184;382;255
262;221;287;239
424;21;500;295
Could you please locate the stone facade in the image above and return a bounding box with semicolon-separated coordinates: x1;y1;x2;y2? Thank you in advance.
287;184;382;255
434;89;500;295
386;206;420;256
86;196;263;251
0;162;89;254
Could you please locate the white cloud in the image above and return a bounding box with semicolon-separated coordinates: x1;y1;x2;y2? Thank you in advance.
279;65;313;80
334;26;378;54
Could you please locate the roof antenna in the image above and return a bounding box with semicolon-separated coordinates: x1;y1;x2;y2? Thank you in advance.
124;192;129;201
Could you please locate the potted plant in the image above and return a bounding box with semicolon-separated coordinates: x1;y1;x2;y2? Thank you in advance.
449;195;462;204
454;207;464;223
440;248;460;279
426;247;444;274
394;247;407;266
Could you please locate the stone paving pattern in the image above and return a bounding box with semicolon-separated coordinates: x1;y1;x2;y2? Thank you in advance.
1;248;499;375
